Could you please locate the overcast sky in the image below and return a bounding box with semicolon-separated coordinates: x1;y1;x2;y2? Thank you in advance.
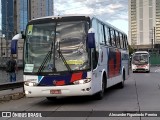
54;0;128;34
0;0;128;34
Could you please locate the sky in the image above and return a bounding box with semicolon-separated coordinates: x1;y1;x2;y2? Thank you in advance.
54;0;128;34
0;0;128;34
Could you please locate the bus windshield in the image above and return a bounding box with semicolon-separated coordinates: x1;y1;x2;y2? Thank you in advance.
24;20;90;73
132;53;149;65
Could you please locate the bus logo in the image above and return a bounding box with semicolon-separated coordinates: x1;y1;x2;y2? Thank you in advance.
53;80;57;85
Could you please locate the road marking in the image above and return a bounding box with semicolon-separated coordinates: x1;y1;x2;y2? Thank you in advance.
155;69;160;72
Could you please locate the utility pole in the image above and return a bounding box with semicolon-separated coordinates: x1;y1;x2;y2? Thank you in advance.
0;36;2;57
153;27;156;48
6;1;9;57
150;28;154;51
28;0;31;20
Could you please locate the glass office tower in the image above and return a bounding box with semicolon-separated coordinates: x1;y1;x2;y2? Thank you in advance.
1;0;14;40
1;0;54;57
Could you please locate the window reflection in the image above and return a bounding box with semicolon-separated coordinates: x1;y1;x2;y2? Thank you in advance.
24;21;89;72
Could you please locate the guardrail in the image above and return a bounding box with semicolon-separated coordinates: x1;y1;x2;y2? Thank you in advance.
0;81;24;91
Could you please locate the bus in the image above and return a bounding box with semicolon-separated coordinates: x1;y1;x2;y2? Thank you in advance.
12;15;129;100
131;51;150;73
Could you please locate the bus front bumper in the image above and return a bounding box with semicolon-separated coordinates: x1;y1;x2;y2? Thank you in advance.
24;83;93;97
132;64;150;72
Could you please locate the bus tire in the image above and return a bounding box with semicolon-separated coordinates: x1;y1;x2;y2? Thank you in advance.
94;75;106;100
146;70;150;73
117;70;125;88
46;97;57;101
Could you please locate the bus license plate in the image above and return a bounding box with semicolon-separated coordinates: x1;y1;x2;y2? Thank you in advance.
50;89;61;94
138;66;144;68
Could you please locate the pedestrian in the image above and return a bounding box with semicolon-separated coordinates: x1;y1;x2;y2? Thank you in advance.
6;54;18;82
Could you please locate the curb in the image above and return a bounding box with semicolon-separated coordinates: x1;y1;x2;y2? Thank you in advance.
0;92;25;102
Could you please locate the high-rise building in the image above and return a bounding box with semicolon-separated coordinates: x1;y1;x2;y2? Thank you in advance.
16;0;29;33
1;0;54;57
128;0;160;49
16;0;54;33
1;0;54;36
29;0;53;20
1;0;14;40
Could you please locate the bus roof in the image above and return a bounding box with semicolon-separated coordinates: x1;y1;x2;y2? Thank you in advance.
133;51;149;54
31;14;93;21
29;14;127;35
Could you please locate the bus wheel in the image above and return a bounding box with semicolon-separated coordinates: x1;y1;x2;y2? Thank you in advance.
46;97;57;101
94;77;106;100
117;71;125;88
146;70;150;73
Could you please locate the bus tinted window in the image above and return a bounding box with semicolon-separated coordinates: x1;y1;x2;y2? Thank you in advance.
119;33;124;48
125;36;128;49
110;29;116;47
104;26;110;46
115;31;120;48
92;19;99;68
122;35;126;49
92;19;99;51
98;22;105;45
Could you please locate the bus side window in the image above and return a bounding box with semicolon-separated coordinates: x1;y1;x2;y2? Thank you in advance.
98;22;105;45
110;29;116;47
108;28;112;46
92;19;99;51
115;31;120;48
125;36;129;49
104;26;111;46
119;33;124;49
91;18;99;69
123;35;126;49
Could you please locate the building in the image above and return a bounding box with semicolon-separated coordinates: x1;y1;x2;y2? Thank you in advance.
1;0;14;40
128;0;160;50
1;0;54;35
29;0;53;20
1;0;54;58
17;0;54;33
16;0;29;34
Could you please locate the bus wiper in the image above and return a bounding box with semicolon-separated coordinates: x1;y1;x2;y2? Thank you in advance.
38;22;58;73
57;49;72;72
38;51;52;73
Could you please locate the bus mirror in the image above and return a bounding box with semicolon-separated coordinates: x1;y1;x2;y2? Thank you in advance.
12;33;26;40
87;28;95;48
12;33;22;40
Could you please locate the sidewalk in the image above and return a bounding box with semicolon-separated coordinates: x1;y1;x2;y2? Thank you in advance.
0;88;24;102
0;69;24;102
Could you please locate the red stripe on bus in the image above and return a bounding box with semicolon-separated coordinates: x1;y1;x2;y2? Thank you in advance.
70;72;83;82
55;80;65;86
115;51;121;76
108;59;114;78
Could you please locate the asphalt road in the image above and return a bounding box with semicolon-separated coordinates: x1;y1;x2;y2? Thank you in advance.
0;67;160;120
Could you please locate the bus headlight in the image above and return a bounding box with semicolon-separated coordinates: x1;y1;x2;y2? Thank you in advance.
73;78;91;85
25;82;38;86
132;64;137;69
24;80;38;86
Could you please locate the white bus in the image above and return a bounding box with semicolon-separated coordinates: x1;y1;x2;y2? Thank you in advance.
12;15;129;100
131;51;150;73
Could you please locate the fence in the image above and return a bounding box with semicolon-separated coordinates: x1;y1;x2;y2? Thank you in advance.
150;52;160;66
